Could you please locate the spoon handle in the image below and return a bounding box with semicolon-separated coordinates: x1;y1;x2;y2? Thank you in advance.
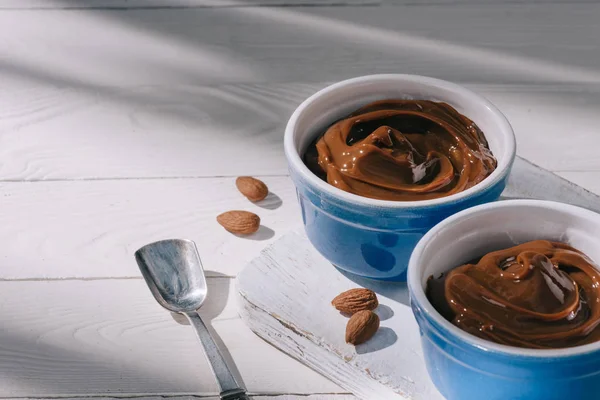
185;312;249;400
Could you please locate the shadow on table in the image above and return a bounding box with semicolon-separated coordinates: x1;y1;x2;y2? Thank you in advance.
0;320;221;396
0;272;246;397
255;192;283;210
233;225;275;241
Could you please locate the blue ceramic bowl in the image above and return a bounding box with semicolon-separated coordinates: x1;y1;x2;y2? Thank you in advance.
408;200;600;400
284;75;516;281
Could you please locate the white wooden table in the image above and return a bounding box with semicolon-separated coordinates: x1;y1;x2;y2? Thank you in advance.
1;1;600;399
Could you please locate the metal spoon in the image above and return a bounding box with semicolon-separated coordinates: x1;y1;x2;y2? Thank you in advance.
135;239;249;400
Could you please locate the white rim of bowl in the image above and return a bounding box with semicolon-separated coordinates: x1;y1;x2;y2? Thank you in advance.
408;199;600;358
284;74;517;210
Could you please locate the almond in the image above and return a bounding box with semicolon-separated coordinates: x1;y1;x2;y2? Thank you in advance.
332;288;378;314
236;176;268;202
216;210;260;234
346;310;379;345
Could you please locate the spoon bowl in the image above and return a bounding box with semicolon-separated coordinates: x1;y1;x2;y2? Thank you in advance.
135;239;207;313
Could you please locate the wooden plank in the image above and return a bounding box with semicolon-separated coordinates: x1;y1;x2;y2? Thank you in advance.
0;161;596;281
0;278;341;397
502;159;600;211
1;5;600;87
231;5;600;85
0;177;299;280
1;82;600;180
0;0;595;9
0;83;314;180
6;396;355;400
476;84;600;173
245;397;355;400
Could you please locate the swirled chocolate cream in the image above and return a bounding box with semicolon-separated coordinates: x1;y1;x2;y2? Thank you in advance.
427;241;600;349
303;100;497;201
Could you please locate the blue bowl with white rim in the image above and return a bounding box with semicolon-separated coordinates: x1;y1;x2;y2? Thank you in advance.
408;200;600;400
284;74;516;281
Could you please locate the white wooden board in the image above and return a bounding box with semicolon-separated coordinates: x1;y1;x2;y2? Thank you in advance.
237;158;600;400
3;5;600;88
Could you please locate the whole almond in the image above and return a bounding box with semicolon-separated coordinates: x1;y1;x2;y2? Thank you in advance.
332;288;378;314
346;310;380;345
236;176;268;202
217;210;260;234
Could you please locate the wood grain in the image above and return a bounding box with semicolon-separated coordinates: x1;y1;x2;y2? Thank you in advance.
2;4;600;86
1;0;595;9
2;3;600;180
248;395;354;400
555;172;600;197
0;160;595;281
503;160;600;208
1;159;595;397
0;0;373;8
9;396;355;400
0;177;299;280
0;278;341;397
1;82;600;180
238;230;437;400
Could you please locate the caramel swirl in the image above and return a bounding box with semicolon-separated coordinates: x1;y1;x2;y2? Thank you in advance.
427;241;600;349
303;100;497;201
